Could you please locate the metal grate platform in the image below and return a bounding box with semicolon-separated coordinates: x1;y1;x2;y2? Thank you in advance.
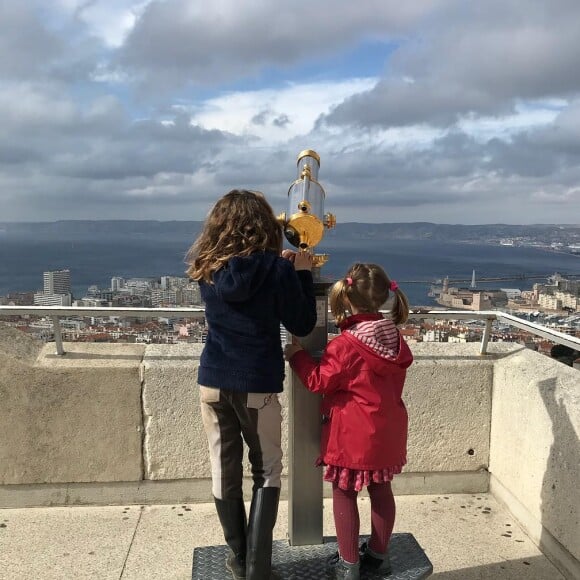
192;533;433;579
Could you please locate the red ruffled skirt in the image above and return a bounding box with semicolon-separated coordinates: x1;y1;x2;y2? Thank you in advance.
317;459;404;492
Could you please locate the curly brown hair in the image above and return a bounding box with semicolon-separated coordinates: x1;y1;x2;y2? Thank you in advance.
329;263;410;325
185;189;282;282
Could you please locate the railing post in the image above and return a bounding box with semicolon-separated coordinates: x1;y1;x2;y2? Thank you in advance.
51;316;65;355
480;317;494;355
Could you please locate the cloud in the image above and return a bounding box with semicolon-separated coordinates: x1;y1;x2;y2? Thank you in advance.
324;0;580;129
117;0;450;90
0;3;65;80
0;81;239;220
0;0;579;224
187;77;377;144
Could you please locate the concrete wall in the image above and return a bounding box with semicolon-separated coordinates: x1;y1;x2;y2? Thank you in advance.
0;330;495;503
141;343;292;481
490;347;580;579
2;326;578;575
0;329;144;485
139;342;494;495
404;343;495;474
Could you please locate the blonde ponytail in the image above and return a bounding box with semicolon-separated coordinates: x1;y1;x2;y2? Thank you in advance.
390;288;410;325
329;278;351;324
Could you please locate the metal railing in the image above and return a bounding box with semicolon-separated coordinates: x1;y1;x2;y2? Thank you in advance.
0;306;205;355
407;310;580;354
0;305;578;356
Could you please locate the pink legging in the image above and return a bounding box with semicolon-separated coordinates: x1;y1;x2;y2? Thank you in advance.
332;481;396;564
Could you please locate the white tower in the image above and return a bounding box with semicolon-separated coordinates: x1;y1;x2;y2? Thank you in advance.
471;270;476;289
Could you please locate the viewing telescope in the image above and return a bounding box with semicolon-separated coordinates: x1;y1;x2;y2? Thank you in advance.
278;149;336;268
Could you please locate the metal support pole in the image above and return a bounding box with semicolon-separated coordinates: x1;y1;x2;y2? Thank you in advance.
480;317;493;355
288;277;331;546
51;316;65;355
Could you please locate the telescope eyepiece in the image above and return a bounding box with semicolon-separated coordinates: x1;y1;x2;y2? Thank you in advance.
285;227;300;248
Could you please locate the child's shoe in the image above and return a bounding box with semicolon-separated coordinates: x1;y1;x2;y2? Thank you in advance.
359;541;392;576
331;556;360;580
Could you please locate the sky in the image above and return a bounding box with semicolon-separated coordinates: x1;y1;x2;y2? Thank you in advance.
1;0;580;224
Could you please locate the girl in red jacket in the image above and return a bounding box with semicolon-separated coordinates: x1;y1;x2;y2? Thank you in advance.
284;263;413;580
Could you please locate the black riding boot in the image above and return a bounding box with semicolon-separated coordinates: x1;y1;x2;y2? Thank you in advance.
246;487;280;580
214;497;248;580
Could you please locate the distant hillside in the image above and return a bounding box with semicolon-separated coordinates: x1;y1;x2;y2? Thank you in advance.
0;220;578;243
333;222;580;242
0;220;203;235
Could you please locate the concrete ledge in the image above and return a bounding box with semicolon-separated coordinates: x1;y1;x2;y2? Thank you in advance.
404;344;495;472
491;474;580;580
490;347;580;566
140;344;292;480
0;342;145;485
141;344;204;480
140;343;496;482
391;470;489;496
0;471;488;508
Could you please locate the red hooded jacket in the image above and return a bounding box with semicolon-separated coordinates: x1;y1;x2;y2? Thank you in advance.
289;313;413;471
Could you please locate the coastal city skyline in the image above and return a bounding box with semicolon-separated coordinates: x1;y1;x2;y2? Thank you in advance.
12;266;579;311
1;221;579;301
2;266;578;363
1;1;580;224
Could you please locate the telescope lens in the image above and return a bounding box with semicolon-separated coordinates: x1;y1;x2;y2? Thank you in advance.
284;227;300;248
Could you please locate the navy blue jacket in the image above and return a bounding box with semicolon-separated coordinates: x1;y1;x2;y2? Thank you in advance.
198;251;316;393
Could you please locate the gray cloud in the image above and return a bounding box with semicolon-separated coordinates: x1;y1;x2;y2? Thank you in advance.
251;111;269;126
0;80;240;220
251;110;291;128
273;114;290;128
117;0;448;90
325;0;580;128
0;3;64;80
0;0;579;224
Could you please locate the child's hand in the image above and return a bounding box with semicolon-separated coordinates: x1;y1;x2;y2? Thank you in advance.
284;343;303;361
293;251;313;271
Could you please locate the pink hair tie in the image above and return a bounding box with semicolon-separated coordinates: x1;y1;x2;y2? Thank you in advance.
390;280;399;291
345;277;353;286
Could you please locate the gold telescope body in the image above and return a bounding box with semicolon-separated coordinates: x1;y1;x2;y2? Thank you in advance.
278;150;336;267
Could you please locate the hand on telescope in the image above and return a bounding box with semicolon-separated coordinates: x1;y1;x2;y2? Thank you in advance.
281;249;313;271
292;250;313;271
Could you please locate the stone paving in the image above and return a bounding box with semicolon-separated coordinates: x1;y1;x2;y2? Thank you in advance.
0;494;565;580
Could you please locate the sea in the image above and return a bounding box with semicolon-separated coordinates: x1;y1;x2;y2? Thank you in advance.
1;229;579;307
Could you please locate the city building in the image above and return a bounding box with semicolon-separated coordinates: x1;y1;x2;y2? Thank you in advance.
161;276;189;290
33;292;72;306
111;277;125;292
151;290;179;307
43;270;71;295
35;269;73;307
435;286;501;310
